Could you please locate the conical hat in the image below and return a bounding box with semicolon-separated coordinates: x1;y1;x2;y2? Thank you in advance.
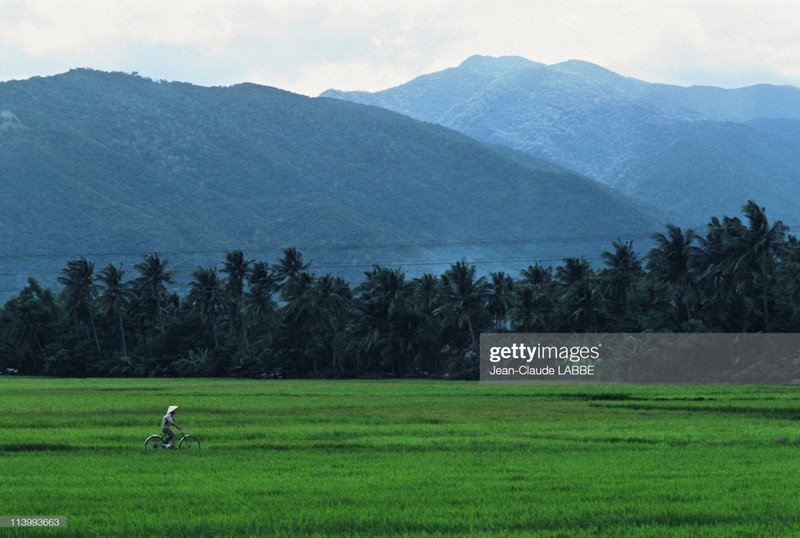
167;405;179;414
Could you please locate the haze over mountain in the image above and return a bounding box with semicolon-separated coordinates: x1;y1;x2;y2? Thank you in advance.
0;69;657;298
323;55;800;227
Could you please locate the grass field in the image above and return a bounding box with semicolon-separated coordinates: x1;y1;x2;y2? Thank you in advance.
1;378;799;537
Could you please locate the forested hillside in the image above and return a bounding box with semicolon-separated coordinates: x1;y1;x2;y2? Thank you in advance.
1;202;796;382
0;69;656;298
323;55;800;226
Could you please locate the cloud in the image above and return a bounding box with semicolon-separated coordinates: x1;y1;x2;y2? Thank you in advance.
0;1;798;94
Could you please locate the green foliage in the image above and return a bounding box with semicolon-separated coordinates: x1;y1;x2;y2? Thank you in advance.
1;379;800;536
0;201;799;380
0;68;657;300
324;55;800;228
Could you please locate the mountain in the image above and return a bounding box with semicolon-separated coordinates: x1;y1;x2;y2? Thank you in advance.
322;55;800;227
0;69;657;298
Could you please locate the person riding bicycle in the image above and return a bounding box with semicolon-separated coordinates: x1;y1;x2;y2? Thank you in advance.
161;405;183;449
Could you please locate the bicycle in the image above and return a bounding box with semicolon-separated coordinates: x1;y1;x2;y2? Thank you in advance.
143;430;201;450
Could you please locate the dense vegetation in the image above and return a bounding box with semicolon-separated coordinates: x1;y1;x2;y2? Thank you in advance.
324;55;800;227
2;379;799;537
0;68;655;299
1;201;797;380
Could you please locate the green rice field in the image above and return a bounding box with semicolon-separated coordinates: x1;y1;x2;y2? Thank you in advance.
1;378;799;537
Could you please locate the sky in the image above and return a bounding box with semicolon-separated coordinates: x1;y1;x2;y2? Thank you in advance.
1;1;799;96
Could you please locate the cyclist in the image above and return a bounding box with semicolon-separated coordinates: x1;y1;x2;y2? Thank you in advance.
161;405;183;449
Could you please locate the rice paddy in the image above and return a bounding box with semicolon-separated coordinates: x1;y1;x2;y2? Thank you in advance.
1;378;799;537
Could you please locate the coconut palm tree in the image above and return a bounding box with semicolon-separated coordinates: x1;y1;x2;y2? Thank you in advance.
4;278;61;373
245;261;279;344
697;216;752;331
222;250;251;352
646;225;703;327
509;284;550;332
647;225;702;288
187;267;225;348
274;247;311;301
95;263;132;357
520;263;553;287
510;263;555;332
58;257;101;353
412;273;440;313
435;260;489;348
409;273;444;374
556;257;603;332
731;201;787;331
487;271;514;330
700;217;745;291
601;239;643;318
279;270;319;372
309;274;352;372
356;266;416;375
771;234;800;331
132;253;175;336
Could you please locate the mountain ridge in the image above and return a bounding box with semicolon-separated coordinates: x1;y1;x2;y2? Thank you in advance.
0;68;658;298
322;55;800;226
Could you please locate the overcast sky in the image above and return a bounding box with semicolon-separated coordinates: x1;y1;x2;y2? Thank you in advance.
1;1;799;96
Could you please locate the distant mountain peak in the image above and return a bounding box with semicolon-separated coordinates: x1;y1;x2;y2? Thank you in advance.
0;66;658;298
550;59;625;80
458;55;540;71
323;54;800;228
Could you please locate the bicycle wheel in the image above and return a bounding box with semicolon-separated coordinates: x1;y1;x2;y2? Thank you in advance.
144;435;165;450
179;435;200;450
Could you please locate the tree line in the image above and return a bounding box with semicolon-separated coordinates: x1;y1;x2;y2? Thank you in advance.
1;201;797;379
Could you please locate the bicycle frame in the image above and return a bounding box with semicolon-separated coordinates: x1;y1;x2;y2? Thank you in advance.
143;431;200;450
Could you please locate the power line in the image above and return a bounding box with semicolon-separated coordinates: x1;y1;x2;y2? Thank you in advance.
0;232;658;261
7;218;798;262
6;219;797;262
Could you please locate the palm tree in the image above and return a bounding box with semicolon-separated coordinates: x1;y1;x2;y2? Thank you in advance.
58;258;101;353
647;225;702;288
520;263;553;287
96;263;132;357
698;216;751;331
187;267;225;348
4;278;61;373
773;235;800;331
510;264;555;332
556;257;602;332
700;216;745;287
601;239;643;318
222;250;251;352
274;247;311;301
132;253;175;336
280;270;319;373
647;225;702;327
245;261;279;344
509;284;551;332
356;266;415;375
280;269;314;307
487;271;514;329
409;273;444;374
435;260;489;348
732;201;787;331
309;275;352;372
412;273;440;313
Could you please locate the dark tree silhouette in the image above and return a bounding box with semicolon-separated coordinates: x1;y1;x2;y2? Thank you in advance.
187;267;225;348
96;263;132;357
436;260;489;348
58;258;101;354
222;250;252;352
132;253;175;336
